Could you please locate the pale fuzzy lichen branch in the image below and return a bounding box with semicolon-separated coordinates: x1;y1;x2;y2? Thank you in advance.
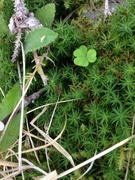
104;0;112;20
11;29;22;62
9;0;42;62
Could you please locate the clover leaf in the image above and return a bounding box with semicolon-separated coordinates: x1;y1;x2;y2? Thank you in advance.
73;45;88;67
73;45;97;67
87;49;97;63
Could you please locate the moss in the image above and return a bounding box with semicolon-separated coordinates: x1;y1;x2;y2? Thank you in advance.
1;0;135;179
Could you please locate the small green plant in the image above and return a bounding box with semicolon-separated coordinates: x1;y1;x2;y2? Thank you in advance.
0;83;22;151
35;3;55;28
24;27;58;54
24;3;58;54
73;45;97;67
1;0;135;179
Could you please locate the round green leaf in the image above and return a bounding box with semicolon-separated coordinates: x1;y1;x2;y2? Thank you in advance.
24;27;58;54
35;3;55;27
73;45;87;57
74;57;89;67
87;49;97;63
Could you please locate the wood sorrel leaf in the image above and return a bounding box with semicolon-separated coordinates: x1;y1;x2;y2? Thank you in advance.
87;49;97;63
73;45;87;57
73;45;88;67
74;56;89;67
73;45;97;67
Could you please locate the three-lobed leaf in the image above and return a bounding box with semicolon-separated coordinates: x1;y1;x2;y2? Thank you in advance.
73;45;97;67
